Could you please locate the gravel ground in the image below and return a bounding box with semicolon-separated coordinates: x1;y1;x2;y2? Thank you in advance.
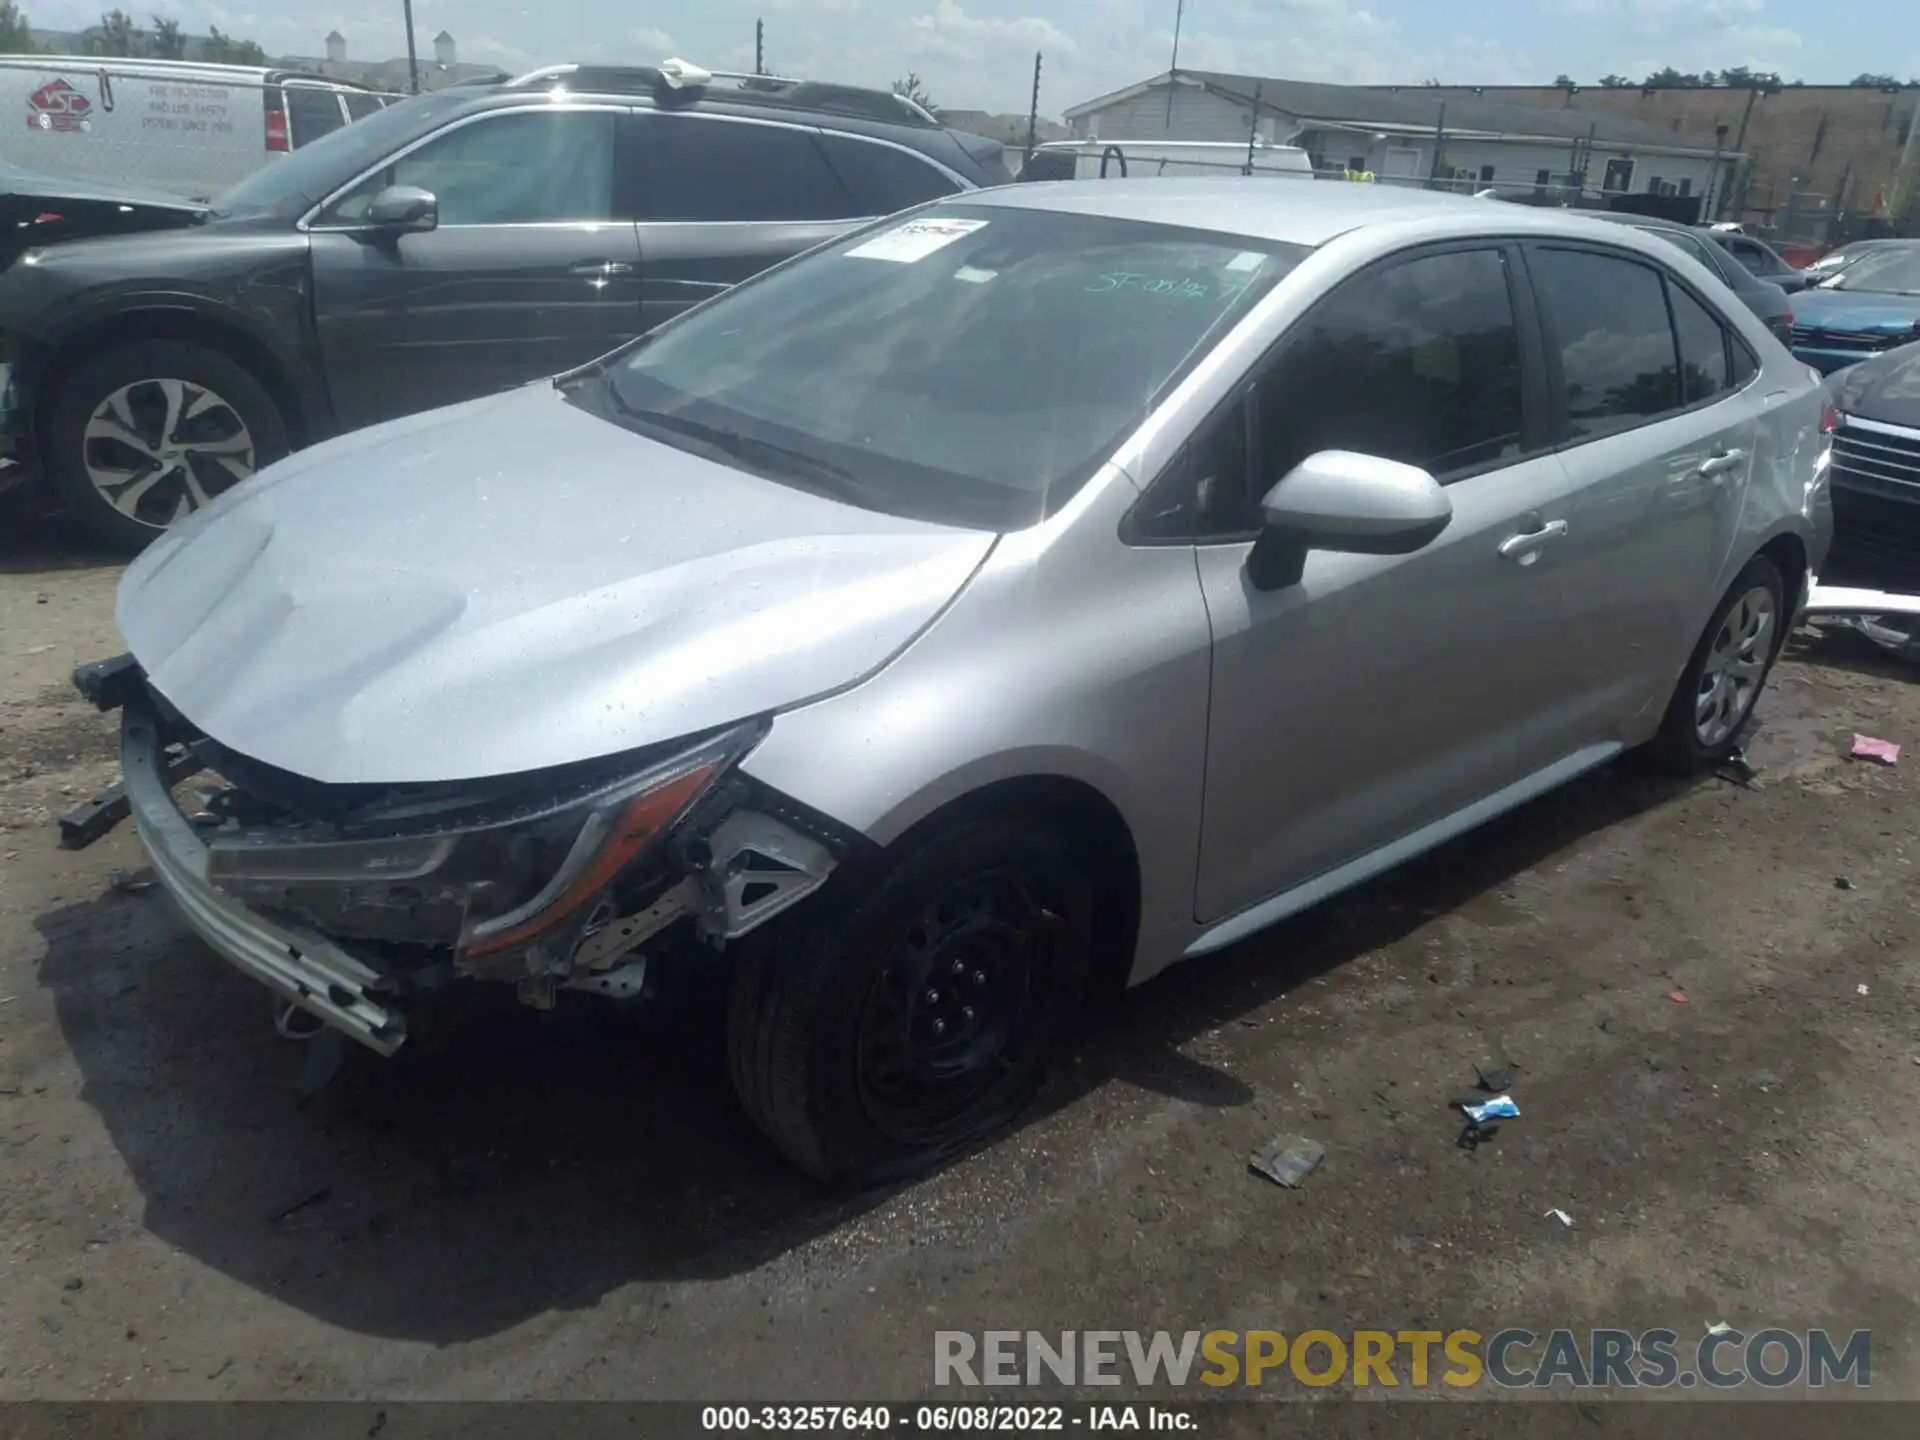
2;504;1918;1405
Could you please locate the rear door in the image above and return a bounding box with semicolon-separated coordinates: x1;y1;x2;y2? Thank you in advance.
1523;243;1761;735
626;111;868;331
283;81;349;149
309;104;644;431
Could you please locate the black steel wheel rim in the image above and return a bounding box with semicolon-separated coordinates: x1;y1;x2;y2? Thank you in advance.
853;868;1060;1149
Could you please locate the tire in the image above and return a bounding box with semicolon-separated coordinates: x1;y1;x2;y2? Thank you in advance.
726;817;1093;1186
1647;554;1788;772
43;340;291;553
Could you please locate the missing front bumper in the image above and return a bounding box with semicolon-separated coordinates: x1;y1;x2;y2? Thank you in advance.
120;703;407;1055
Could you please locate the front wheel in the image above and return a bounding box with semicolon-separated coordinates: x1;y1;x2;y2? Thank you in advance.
727;818;1093;1185
43;340;291;553
1647;554;1787;771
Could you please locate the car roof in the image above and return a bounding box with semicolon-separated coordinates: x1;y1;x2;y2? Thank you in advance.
963;180;1708;251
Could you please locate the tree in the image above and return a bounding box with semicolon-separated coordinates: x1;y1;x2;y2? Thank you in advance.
892;71;936;113
1552;73;1575;87
1850;72;1900;88
1598;73;1630;87
149;11;183;59
0;0;34;54
202;24;265;65
1642;66;1708;88
1718;65;1784;90
87;7;143;56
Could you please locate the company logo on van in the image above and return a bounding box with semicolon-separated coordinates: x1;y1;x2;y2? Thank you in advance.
27;78;94;134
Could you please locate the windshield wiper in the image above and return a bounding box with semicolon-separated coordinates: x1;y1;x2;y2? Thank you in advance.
605;388;879;502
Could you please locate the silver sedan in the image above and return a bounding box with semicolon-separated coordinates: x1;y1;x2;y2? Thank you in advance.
85;179;1833;1184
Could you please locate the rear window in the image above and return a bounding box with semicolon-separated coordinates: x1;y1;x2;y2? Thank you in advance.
285;86;347;148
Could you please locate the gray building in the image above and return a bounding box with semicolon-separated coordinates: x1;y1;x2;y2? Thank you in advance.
1065;71;1744;207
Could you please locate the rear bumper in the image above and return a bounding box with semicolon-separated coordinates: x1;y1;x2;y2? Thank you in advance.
121;702;407;1054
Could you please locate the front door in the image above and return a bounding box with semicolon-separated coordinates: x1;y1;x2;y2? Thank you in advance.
1520;244;1756;733
310;106;644;432
625;111;869;331
1188;245;1584;924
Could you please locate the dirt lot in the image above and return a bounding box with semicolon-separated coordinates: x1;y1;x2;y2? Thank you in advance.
2;501;1918;1405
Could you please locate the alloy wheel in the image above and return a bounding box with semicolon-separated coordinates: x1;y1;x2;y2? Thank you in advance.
1695;584;1776;748
82;378;257;530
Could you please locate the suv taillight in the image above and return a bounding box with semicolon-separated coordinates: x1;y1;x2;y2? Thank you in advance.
265;104;290;153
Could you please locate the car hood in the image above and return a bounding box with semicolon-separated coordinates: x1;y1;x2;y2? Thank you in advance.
1789;288;1920;332
0;161;205;213
1829;343;1920;429
117;383;999;785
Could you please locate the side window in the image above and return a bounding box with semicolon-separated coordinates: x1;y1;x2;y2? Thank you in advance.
285;86;347;148
1253;247;1526;484
1668;285;1731;404
1730;335;1760;387
636;115;857;222
1528;248;1680;441
817;133;960;215
1169;248;1526;538
324;111;617;226
1726;238;1770;276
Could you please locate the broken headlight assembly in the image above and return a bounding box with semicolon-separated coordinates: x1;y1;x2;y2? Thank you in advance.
200;721;766;971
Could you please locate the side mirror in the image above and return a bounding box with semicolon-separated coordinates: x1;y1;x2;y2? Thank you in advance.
1247;449;1453;591
365;184;438;233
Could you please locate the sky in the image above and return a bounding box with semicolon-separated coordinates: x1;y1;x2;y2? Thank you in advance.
21;0;1920;117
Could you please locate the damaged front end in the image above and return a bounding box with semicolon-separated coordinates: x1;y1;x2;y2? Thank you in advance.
69;655;850;1054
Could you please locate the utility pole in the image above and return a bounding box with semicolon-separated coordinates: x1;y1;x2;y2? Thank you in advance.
1164;0;1184;128
1245;82;1262;175
755;18;765;75
1024;52;1043;168
1428;101;1447;184
402;0;420;94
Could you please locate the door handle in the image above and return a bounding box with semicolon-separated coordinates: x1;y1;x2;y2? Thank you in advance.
1697;447;1747;481
570;259;634;277
1498;518;1568;563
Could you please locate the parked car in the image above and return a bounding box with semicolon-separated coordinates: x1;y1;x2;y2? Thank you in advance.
1586;211;1796;343
1800;237;1907;280
1702;227;1816;292
67;180;1831;1183
1788;242;1920;373
1822;342;1920;591
0;55;394;204
0;59;1011;549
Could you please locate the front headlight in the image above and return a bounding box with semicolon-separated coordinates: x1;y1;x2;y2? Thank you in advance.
204;722;762;958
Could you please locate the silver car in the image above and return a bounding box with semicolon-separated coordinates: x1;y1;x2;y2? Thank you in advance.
75;180;1833;1184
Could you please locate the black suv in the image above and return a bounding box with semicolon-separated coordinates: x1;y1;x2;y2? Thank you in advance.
0;62;1010;549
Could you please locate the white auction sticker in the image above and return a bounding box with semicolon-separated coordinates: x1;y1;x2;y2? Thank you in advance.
845;217;989;263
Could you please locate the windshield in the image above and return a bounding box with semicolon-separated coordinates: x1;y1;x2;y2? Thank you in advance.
1823;246;1920;296
209;90;471;219
592;204;1307;530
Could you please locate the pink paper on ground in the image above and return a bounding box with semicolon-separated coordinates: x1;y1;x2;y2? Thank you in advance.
1851;734;1901;765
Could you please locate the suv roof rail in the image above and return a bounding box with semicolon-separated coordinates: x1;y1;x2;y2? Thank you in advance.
506;58;940;128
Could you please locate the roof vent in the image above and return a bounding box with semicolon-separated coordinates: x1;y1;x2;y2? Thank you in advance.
658;58;713;91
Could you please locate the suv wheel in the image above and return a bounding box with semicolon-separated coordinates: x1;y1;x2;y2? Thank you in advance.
727;817;1093;1185
44;340;291;552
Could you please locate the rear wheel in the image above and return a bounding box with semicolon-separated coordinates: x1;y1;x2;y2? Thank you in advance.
727;818;1092;1185
43;340;290;552
1647;555;1787;771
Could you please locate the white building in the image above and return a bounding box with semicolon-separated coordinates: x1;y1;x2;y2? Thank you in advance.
1065;71;1744;214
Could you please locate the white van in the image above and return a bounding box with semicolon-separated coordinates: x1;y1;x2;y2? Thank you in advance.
1027;137;1316;182
0;55;399;204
